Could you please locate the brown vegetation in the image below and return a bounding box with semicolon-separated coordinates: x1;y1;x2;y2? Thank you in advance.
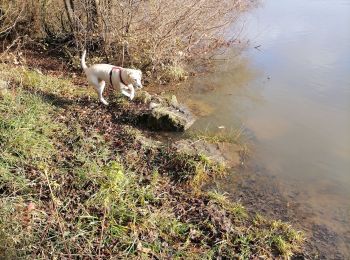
0;0;251;82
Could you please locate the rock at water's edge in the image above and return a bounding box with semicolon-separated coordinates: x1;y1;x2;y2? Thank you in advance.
136;91;196;132
173;139;241;168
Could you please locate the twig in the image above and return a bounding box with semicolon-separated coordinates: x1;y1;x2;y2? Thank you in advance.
254;45;262;51
0;37;22;60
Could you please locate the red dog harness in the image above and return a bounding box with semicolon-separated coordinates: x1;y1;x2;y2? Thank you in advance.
109;66;127;87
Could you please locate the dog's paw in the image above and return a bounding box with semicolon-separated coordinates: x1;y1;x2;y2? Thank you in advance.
101;99;109;105
121;90;130;97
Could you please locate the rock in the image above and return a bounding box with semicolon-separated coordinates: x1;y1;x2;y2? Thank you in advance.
135;91;196;132
169;95;178;107
138;105;196;131
134;133;162;149
149;102;160;109
173;139;241;168
184;99;215;117
151;95;164;105
123;126;162;150
135;90;152;104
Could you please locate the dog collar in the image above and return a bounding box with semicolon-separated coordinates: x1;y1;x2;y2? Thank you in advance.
109;67;128;87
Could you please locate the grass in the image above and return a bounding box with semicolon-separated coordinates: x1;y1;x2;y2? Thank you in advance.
186;127;245;145
207;191;248;220
0;63;305;259
164;151;227;192
0;88;58;195
163;65;188;81
186;127;252;165
0;63;92;100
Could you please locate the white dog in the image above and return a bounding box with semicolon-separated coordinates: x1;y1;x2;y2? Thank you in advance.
81;50;142;105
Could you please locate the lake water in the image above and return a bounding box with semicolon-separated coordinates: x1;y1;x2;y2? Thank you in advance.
183;0;350;257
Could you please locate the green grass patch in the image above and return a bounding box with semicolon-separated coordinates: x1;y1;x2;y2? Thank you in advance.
0;88;59;195
165;151;226;192
207;190;248;220
0;63;90;99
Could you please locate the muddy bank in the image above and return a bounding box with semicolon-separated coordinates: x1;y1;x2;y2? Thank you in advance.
217;161;348;259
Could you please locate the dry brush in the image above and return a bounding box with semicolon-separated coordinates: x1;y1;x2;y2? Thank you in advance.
0;0;252;82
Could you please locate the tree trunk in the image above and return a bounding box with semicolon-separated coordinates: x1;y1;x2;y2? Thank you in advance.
86;0;100;33
63;0;85;49
94;0;102;28
63;0;75;29
31;0;42;37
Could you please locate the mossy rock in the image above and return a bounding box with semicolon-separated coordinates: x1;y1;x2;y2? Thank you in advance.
173;139;241;168
136;91;196;132
134;90;152;104
138;105;195;131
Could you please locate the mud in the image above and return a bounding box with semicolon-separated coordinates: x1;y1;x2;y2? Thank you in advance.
218;161;348;259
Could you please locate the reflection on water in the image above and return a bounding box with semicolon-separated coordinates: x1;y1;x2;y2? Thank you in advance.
184;0;350;257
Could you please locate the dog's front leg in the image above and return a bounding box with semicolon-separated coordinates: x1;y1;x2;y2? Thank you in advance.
120;85;131;98
120;85;135;100
121;89;131;97
129;85;135;100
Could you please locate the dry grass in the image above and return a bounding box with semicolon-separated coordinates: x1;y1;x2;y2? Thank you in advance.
0;0;254;83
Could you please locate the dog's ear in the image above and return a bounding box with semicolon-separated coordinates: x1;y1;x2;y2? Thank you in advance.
125;69;133;77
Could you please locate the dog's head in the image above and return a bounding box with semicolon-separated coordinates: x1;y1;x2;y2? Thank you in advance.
126;69;143;89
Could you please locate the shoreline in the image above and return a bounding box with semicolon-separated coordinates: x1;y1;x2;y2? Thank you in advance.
219;161;348;259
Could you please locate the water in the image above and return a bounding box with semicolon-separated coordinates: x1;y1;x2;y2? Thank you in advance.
183;0;350;257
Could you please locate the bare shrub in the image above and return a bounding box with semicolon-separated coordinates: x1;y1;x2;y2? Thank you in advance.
0;0;252;82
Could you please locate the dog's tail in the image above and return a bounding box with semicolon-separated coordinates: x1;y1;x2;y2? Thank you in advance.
81;50;88;71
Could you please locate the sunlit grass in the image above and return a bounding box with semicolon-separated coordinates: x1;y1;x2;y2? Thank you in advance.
207;190;248;220
0;63;91;99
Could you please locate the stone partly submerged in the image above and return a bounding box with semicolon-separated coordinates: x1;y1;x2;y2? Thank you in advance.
173;139;242;168
135;91;196;132
126;125;241;170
